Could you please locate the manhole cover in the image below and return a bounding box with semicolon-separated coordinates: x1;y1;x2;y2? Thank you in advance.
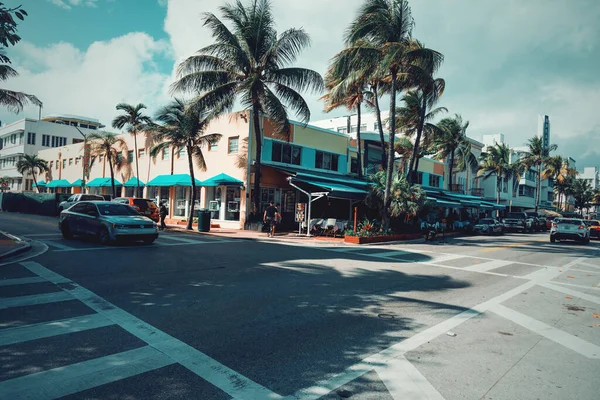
378;313;395;319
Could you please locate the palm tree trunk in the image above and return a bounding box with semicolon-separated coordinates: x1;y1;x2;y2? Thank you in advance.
251;102;262;216
356;103;363;179
409;95;428;185
32;170;39;193
496;176;501;205
186;144;196;231
372;84;387;169
133;130;140;197
448;150;455;189
535;164;541;212
382;71;398;230
108;154;116;198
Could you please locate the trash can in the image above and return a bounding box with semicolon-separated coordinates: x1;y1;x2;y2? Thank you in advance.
197;209;211;232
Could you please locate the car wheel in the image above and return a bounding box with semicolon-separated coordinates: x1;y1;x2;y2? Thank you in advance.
550;236;556;243
97;227;111;245
143;237;155;245
61;223;73;239
583;238;590;245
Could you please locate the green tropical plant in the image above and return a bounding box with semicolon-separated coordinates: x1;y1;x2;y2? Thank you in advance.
366;169;425;218
394;136;413;174
345;0;443;228
478;143;520;205
542;155;577;211
112;103;153;197
15;154;48;193
571;178;594;215
87;132;127;198
170;0;323;215
520;136;558;212
433;114;472;189
151;99;222;230
0;4;41;113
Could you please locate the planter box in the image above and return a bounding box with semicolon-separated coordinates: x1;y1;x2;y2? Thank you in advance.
344;233;421;244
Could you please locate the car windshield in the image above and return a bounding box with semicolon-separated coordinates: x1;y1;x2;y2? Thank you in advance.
480;219;494;224
506;213;524;218
96;204;140;216
556;219;582;225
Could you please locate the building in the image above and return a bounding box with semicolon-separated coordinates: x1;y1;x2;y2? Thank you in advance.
538;115;551;152
0;114;104;192
311;111;390;136
580;166;599;216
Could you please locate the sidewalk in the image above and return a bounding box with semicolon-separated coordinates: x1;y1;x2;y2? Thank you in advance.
0;231;31;260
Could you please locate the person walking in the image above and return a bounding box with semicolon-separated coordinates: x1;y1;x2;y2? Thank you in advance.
272;203;282;237
159;201;168;231
263;201;277;238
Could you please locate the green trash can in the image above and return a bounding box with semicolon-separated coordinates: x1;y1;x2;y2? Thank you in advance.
197;209;211;232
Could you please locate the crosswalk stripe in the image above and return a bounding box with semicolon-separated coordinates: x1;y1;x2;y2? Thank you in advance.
41;240;75;250
0;291;73;310
0;346;174;400
159;235;210;244
0;276;47;287
463;259;512;272
0;313;114;346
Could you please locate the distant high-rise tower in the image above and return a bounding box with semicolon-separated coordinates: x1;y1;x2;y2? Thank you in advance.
538;115;550;151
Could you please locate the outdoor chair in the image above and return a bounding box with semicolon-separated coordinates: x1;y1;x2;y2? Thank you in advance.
309;219;324;235
323;218;337;237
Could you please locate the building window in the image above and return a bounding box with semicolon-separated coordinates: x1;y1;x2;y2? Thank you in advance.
62;159;67;169
518;185;535;198
138;149;145;159
228;137;239;154
162;148;169;160
55;160;59;170
209;139;219;152
42;134;50;147
315;150;339;171
69;158;73;166
349;124;367;133
51;136;56;147
350;157;359;174
548;192;554;202
337;127;347;134
10;134;16;144
19;132;24;144
416;172;423;185
272;141;301;165
128;150;134;162
27;132;36;145
428;174;441;188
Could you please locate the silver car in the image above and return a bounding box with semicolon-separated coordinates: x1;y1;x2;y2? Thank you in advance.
550;218;590;244
59;201;159;245
58;194;104;212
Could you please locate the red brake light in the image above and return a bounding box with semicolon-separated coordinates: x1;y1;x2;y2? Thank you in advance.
579;225;586;230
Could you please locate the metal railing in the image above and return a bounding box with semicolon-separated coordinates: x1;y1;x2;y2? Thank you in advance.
449;184;465;194
470;188;484;197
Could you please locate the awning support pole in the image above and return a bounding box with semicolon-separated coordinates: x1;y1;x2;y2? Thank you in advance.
288;178;312;237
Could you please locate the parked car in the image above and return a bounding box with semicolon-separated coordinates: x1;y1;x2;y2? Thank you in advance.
525;212;547;231
583;220;600;239
502;212;533;232
550;218;590;244
59;201;159;245
58;194;104;213
473;218;504;235
546;216;558;230
113;197;159;222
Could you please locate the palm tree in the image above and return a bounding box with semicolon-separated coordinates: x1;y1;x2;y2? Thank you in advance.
170;0;323;215
87;132;127;198
16;154;48;193
478;143;518;205
112;103;153;197
571;178;593;216
543;155;577;211
433;114;471;190
345;0;443;227
366;169;424;218
520;136;557;212
151;99;222;231
394;137;413;174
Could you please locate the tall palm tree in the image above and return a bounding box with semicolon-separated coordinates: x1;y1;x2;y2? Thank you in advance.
433;114;470;190
366;169;424;218
87;132;127;198
394;137;413;174
542;155;577;211
520;136;558;212
16;154;48;193
345;0;443;227
571;178;593;216
478;143;516;205
151;99;222;231
170;0;323;215
112;103;153;197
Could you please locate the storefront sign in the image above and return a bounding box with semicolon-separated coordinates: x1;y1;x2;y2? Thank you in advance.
295;203;306;222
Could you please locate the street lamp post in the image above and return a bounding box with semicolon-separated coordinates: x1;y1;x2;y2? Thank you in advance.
75;127;89;194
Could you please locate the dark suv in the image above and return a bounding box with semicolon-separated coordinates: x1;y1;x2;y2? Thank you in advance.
502;212;534;232
525;212;547;232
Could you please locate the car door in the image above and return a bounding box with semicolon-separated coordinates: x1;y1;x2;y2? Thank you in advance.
81;203;102;237
66;203;87;234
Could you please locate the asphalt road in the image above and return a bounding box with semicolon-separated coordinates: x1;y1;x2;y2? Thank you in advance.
1;211;599;400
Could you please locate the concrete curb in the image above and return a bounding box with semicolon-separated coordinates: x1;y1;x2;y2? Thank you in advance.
0;231;32;260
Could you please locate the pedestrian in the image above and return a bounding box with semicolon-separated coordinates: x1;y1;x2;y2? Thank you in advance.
159;201;168;231
263;201;277;238
273;203;282;236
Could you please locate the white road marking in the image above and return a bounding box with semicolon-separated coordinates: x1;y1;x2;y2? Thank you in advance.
0;276;47;286
429;253;465;264
159;235;211;244
0;313;114;346
41;240;75;250
551;281;600;291
490;304;600;359
50;239;237;252
20;261;283;400
0;345;174;400
22;233;62;237
463;259;513;273
578;262;600;270
0;291;73;310
540;282;600;305
376;356;445;400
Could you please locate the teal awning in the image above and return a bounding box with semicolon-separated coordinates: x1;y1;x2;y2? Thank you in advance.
146;174;202;187
70;179;83;187
202;173;244;187
87;177;122;187
32;180;47;187
123;177;145;187
263;162;369;188
435;199;462;208
46;179;71;188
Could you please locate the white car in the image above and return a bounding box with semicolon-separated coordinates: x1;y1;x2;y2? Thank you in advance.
550;218;590;244
59;194;104;213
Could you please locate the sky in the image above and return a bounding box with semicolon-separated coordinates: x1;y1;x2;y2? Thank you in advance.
3;0;599;170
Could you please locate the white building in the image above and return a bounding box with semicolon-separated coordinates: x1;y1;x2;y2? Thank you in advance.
0;114;104;192
311;110;390;136
580;166;599;216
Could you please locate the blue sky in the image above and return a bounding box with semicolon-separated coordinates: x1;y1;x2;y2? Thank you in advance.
3;0;600;169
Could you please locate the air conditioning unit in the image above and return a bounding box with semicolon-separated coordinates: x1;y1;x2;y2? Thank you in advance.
227;201;240;212
208;201;220;211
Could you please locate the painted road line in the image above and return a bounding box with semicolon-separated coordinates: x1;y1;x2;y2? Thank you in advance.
0;276;47;287
158;235;212;244
540;282;600;305
21;261;283;400
0;345;174;400
0;313;114;346
463;259;513;273
42;240;76;250
551;281;600;291
481;241;537;253
429;253;464;264
51;240;237;252
578;262;600;270
376;356;445;400
490;304;600;359
0;291;73;310
23;233;62;237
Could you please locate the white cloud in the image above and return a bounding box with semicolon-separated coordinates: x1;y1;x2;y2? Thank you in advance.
49;0;99;10
1;33;171;128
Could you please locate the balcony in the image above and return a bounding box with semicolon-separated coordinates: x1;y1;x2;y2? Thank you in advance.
449;184;465;194
470;188;484;197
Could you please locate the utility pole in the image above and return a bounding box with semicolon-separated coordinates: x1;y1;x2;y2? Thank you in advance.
75;127;89;194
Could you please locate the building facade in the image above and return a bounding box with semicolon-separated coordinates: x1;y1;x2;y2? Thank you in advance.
310;111;390;136
0;115;104;192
